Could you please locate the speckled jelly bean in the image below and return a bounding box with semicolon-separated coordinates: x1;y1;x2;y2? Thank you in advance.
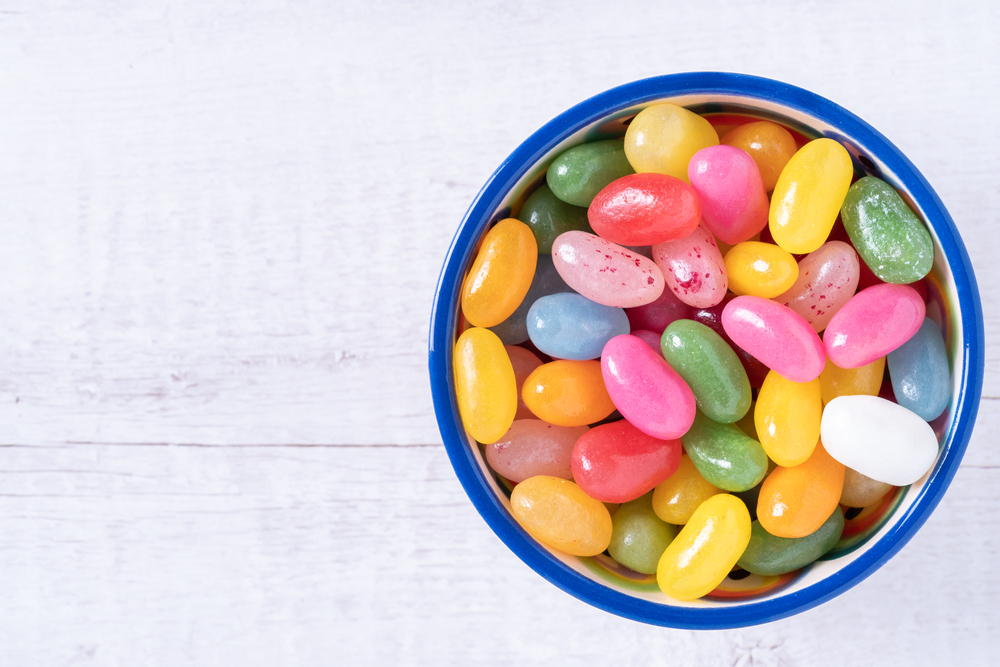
724;241;799;298
519;185;591;254
775;241;860;332
608;493;678;575
490;254;572;345
738;507;844;576
527;293;629;360
624;284;693;333
651;223;728;308
547;139;636;207
521;360;616;427
841;176;934;284
588;173;701;245
453;327;517;444
656;494;751;601
681;410;768;492
571;420;682;504
887;318;951;421
691;294;770;388
505;345;543;420
758;442;845;539
824;284;925;369
552;231;665;308
769;138;853;254
600;334;697;440
721;296;827;383
462;218;538;327
624;103;719;182
755;371;822;467
841;467;894;507
819;356;885;405
721;121;798;192
652;454;724;525
510;476;613;557
687;144;769;245
484;419;588;483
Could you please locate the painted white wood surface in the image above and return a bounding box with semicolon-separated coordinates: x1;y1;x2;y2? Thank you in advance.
0;1;997;664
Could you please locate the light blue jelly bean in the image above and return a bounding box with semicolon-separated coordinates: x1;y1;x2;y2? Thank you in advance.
887;317;950;421
489;254;572;345
527;292;629;360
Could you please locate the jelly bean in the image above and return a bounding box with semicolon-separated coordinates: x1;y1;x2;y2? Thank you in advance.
769;138;853;254
656;494;751;601
453;327;517;444
724;241;799;298
681;410;768;492
527;293;629;360
824;284;925;369
624;103;719;182
551;231;665;308
720;121;798;192
519;184;591;253
687;144;769;245
821;395;939;486
757;442;845;539
571;420;682;503
484;419;588;483
819;355;885;405
652;454;725;525
504;345;543;420
840;467;894;508
738;507;844;576
608;493;678;575
775;241;860;332
887;317;951;421
630;328;662;351
651;223;728;308
521;360;616;427
735;400;759;440
625;283;693;333
601;334;696;440
462;218;538;327
588;173;701;245
510;476;612;557
660;320;751;424
754;371;822;467
690;294;770;388
490;254;572;345
840;176;934;284
547;139;636;207
721;296;827;383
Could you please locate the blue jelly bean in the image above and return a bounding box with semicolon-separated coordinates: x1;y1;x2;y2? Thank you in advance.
527;293;629;360
489;254;572;344
887;317;950;421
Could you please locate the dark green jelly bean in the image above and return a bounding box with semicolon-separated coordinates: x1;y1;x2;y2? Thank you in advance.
737;507;845;576
546;139;636;207
661;320;751;424
681;410;768;493
840;176;934;284
607;493;677;575
518;184;591;253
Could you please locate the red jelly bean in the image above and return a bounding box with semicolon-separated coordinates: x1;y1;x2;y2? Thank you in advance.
588;173;701;246
571;420;682;503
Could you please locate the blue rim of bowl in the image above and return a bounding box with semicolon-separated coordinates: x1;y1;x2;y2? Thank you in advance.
428;72;984;629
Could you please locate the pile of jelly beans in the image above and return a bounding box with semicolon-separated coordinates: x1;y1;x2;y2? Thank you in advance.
454;102;948;601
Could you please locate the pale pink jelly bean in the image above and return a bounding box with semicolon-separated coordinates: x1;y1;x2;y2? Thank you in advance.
552;231;665;308
775;241;860;332
687;144;769;245
721;295;827;383
505;345;544;420
824;283;926;369
484;419;589;483
600;334;696;440
651;223;728;309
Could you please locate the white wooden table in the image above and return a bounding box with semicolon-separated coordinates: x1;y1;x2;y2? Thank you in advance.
1;2;997;664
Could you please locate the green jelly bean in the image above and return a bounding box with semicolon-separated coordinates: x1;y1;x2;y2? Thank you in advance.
519;184;591;253
661;320;751;424
546;139;636;207
681;410;768;493
737;507;845;576
840;176;934;284
608;493;677;575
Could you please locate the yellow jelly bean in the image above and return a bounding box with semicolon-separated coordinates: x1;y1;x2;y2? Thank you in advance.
755;371;822;467
462;218;538;328
656;494;751;601
624;103;719;182
453;327;517;444
769;138;853;254
724;241;799;298
510;476;613;557
652;455;725;525
521;360;616;427
820;356;885;405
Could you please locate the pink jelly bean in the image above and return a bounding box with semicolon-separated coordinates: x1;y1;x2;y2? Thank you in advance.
484;419;589;483
600;334;696;440
687;144;769;245
775;241;860;332
824;284;926;369
721;296;827;382
651;223;728;308
588;173;701;246
552;231;665;308
630;329;662;352
624;287;693;333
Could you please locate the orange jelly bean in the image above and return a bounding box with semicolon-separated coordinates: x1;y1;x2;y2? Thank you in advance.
757;442;846;538
462;218;538;328
652;455;725;525
453;328;518;444
521;360;616;427
820;356;886;405
721;121;798;192
510;476;613;557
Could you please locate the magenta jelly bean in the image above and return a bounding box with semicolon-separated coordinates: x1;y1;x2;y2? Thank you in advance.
651;223;728;308
601;334;697;440
775;240;860;332
721;296;827;383
571;420;682;503
587;173;701;246
824;283;926;369
552;230;665;308
687;144;769;245
624;287;693;333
